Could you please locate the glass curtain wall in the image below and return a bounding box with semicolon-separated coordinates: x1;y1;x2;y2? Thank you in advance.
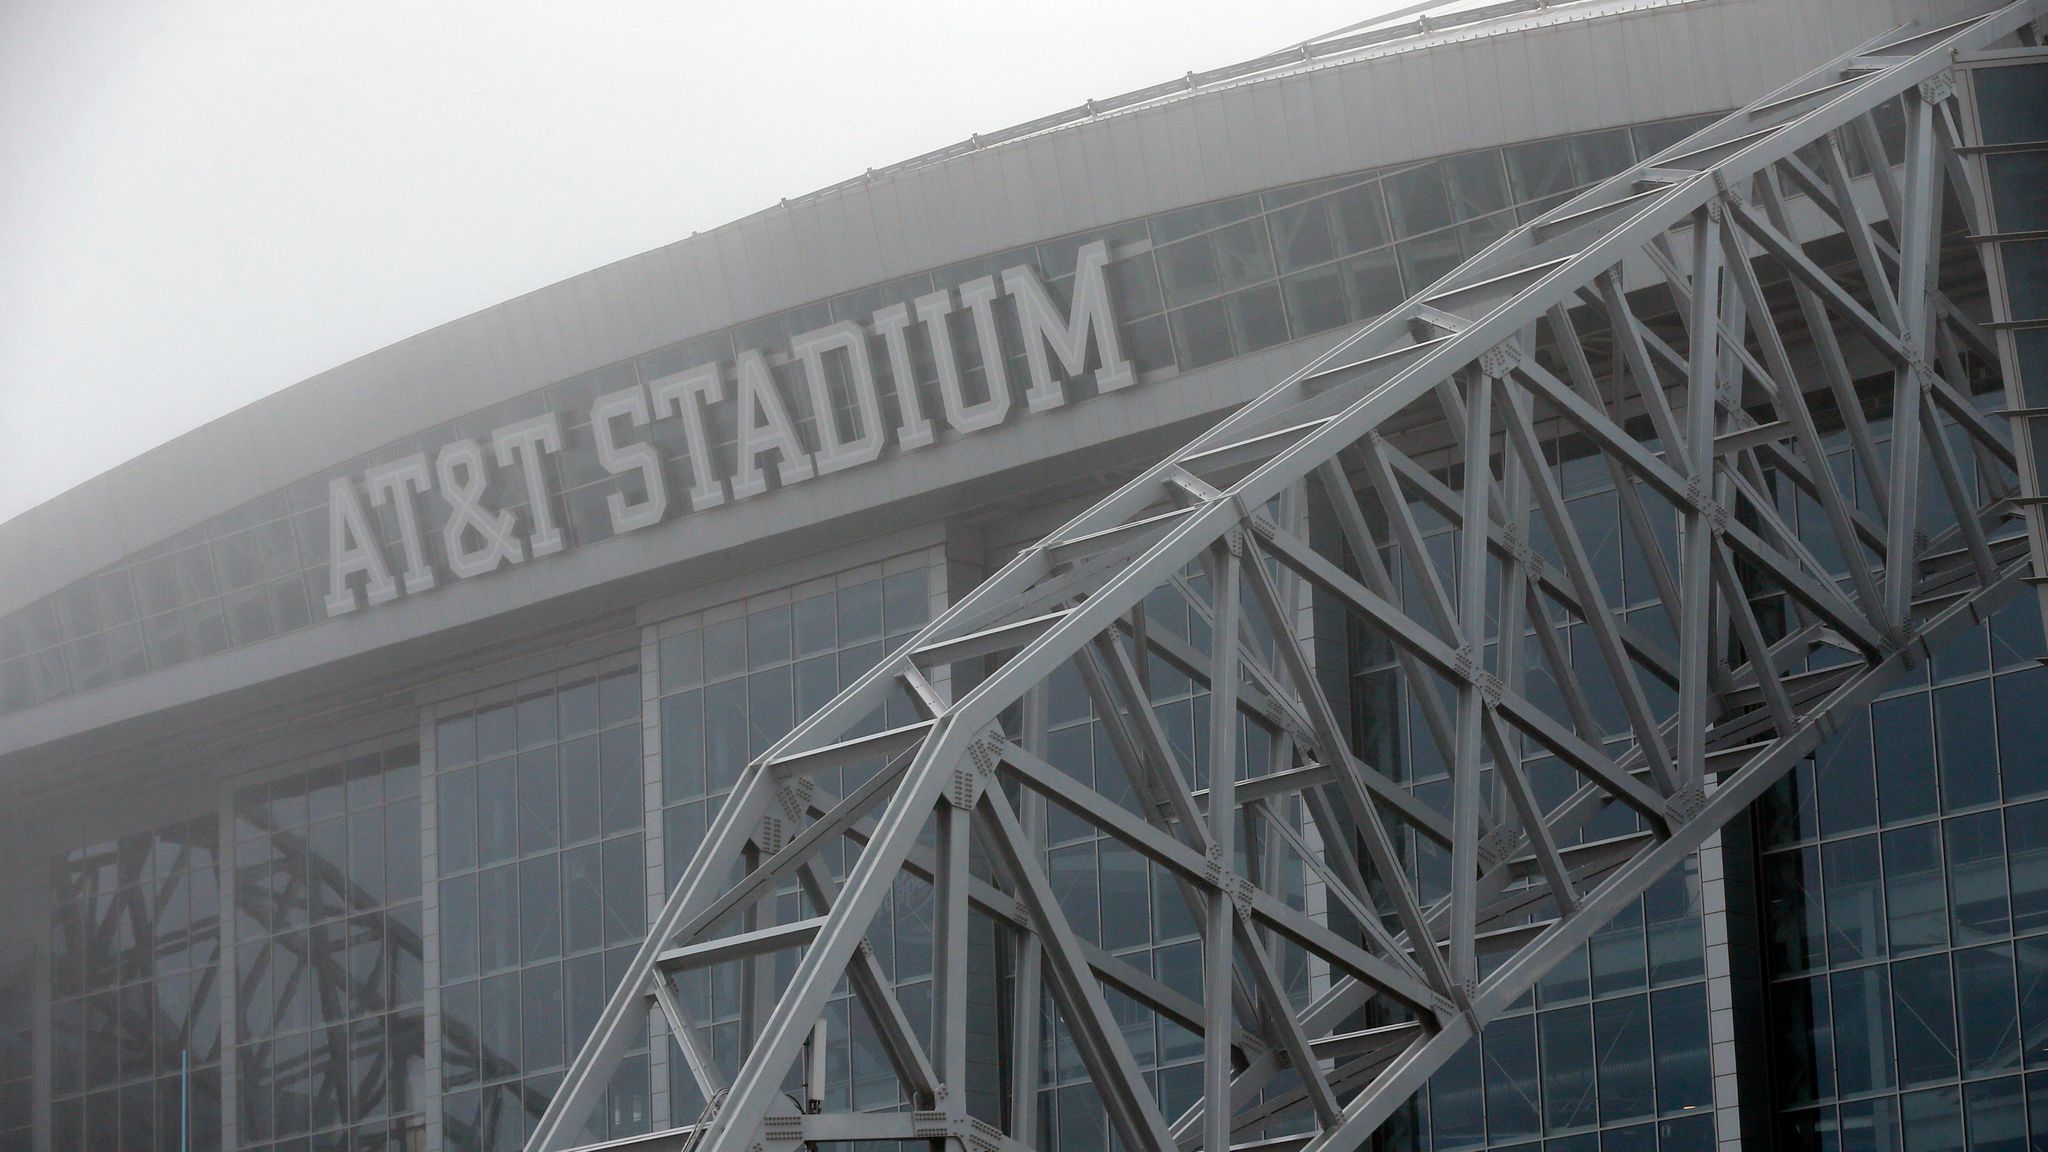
0;965;27;1148
46;814;224;1151
229;739;426;1151
1760;596;2048;1148
653;563;936;1120
433;667;647;1152
1316;431;1715;1152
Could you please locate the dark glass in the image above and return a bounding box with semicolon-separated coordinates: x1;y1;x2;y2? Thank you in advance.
1997;668;2048;800
519;857;561;965
1481;1015;1539;1142
1761;763;1823;851
388;797;420;902
1159;235;1221;308
1765;848;1826;973
1171;298;1233;370
1957;944;2022;1075
1973;63;2048;144
661;693;704;804
1228;284;1288;354
1384;161;1453;237
1936;680;1999;811
1883;823;1947;954
1592;995;1653;1125
518;749;560;855
2019;938;2048;1070
838;582;883;647
1964;1075;2026;1152
475;760;517;868
560;736;601;844
2010;798;2048;933
1901;1087;1962;1151
1772;976;1834;1105
703;617;746;684
476;867;517;975
1831;964;1896;1096
479;973;520;1084
659;630;703;692
516;693;556;750
2031;1072;2048;1150
1541;1006;1596;1133
1822;835;1885;964
476;705;516;762
600;725;642;835
1843;1090;1900;1147
795;656;835;722
1504;139;1574;202
746;666;792;757
792;596;834;657
1891;953;1958;1085
2006;239;2048;321
562;843;604;955
1212;218;1275;293
1270;199;1336;273
1567;128;1634;182
747;607;791;670
1651;984;1710;1113
599;671;638;726
601;836;645;946
1872;695;1936;822
703;679;747;796
521;963;564;1073
1443;150;1510;222
1328;180;1389;254
558;680;599;739
1431;1035;1484;1151
1947;810;2011;944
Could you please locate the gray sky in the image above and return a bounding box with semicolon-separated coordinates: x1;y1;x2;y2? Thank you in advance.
0;1;1396;527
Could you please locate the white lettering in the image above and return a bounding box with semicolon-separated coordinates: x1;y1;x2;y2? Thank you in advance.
365;454;436;596
492;414;566;559
730;349;814;500
324;244;1134;613
917;287;1009;434
648;362;727;511
791;320;886;475
591;385;667;534
870;302;934;451
1005;239;1134;407
325;476;396;615
437;438;524;578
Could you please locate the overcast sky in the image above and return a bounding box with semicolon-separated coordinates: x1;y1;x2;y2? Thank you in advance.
0;1;1406;527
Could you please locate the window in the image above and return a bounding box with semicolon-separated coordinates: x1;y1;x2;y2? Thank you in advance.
435;668;643;1150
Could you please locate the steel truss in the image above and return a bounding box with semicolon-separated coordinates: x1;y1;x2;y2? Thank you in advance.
535;4;2048;1149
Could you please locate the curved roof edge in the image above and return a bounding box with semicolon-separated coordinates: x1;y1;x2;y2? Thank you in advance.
0;0;1991;616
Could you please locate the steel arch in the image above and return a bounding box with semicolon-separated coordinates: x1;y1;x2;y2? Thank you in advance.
534;4;2048;1150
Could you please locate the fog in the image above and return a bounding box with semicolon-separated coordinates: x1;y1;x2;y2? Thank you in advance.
0;1;1400;526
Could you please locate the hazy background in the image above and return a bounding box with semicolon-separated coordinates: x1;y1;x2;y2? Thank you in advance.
0;1;1400;526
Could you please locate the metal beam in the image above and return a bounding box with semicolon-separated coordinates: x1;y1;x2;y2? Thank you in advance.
534;8;2045;1149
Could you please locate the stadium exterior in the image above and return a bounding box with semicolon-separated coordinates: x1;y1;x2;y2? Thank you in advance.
2;3;2046;1151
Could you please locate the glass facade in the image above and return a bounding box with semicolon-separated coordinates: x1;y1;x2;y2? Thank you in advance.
433;668;647;1151
0;117;1717;720
654;564;938;1120
1028;571;1307;1140
230;740;426;1151
1760;603;2048;1149
1315;432;1716;1152
46;814;224;1151
0;966;27;1148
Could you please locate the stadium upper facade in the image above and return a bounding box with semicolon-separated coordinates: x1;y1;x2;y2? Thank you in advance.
1;2;2044;1151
